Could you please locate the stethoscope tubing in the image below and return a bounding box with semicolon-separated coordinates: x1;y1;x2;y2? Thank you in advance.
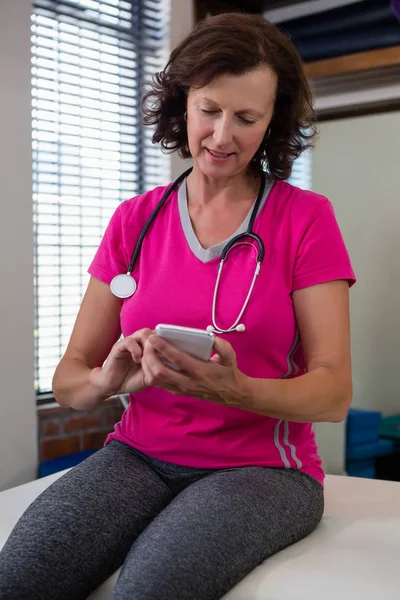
110;167;267;333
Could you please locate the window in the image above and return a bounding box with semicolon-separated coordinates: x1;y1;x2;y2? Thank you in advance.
287;150;312;191
32;0;169;394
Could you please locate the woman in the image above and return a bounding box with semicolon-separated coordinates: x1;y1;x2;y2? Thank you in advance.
0;13;355;600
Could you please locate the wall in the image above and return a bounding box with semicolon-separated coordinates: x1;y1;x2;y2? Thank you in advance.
0;0;38;491
312;110;400;473
39;398;124;463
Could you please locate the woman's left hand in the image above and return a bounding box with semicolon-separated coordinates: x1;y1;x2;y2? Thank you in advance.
140;333;248;407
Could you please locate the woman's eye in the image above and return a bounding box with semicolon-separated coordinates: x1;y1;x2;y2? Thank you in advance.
200;109;255;125
239;117;256;125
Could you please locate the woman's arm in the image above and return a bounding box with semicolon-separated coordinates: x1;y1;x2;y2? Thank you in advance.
140;280;353;424
239;280;353;422
53;277;154;410
52;277;123;410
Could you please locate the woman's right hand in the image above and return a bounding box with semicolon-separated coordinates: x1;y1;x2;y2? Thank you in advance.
89;328;154;397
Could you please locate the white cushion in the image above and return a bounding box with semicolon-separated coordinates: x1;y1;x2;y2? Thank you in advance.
1;472;399;599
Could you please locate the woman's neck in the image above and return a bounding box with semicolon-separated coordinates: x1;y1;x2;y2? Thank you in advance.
185;167;260;208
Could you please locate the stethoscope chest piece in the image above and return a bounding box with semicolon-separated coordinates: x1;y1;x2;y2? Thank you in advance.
110;273;137;299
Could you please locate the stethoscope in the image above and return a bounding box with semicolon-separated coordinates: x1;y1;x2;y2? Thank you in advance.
110;167;266;334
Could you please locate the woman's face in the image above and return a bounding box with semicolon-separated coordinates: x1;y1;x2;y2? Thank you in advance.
186;66;277;181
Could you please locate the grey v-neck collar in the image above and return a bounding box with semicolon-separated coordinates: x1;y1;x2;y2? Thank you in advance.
177;178;274;263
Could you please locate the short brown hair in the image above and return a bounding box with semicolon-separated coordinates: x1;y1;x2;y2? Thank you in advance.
142;13;317;180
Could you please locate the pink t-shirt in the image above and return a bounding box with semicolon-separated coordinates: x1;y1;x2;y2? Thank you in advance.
88;178;356;486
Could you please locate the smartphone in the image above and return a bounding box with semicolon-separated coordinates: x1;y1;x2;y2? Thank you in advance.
154;324;215;361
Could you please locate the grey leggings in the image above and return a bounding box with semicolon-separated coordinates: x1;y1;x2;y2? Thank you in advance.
0;440;324;600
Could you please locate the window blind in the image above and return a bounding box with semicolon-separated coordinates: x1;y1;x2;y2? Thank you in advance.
32;0;169;394
287;150;312;190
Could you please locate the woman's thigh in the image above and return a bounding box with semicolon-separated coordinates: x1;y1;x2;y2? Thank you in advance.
112;467;324;600
0;440;174;600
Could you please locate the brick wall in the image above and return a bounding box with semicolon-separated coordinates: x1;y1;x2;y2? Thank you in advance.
38;398;125;463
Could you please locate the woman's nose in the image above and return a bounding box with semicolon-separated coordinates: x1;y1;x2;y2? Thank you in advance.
213;116;233;147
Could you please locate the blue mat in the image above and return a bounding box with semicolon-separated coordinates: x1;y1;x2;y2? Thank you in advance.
39;450;97;478
347;439;394;461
